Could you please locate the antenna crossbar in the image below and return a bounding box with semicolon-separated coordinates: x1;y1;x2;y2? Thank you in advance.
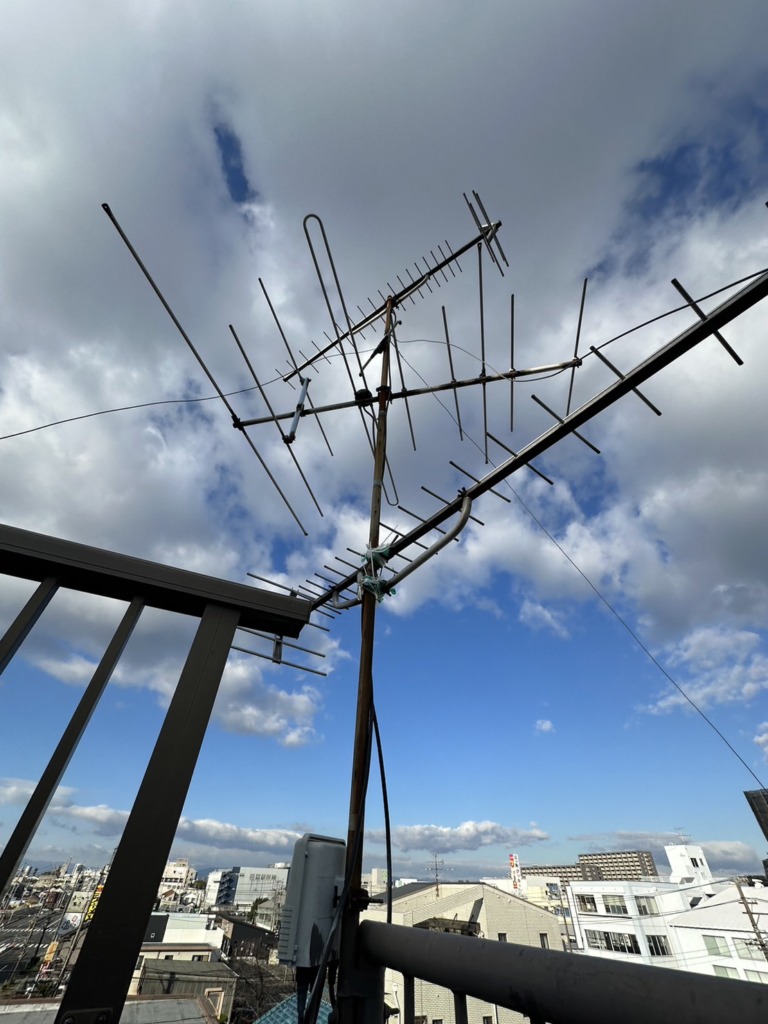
237;359;582;429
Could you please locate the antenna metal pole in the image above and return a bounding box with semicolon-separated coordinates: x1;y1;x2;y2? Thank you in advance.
337;299;394;1024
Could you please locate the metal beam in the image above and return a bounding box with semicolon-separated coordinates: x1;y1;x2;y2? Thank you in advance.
360;921;766;1024
0;524;311;636
0;598;144;900
55;603;240;1024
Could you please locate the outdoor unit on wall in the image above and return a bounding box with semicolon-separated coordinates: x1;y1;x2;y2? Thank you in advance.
278;833;346;968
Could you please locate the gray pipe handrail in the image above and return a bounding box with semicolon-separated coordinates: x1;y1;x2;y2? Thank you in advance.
359;920;766;1024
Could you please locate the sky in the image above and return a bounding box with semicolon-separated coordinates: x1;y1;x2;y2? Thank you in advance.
2;0;768;884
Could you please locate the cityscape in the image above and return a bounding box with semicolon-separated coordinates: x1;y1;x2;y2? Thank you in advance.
3;811;768;1020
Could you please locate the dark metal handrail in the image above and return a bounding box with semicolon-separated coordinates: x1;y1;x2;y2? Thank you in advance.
359;920;766;1024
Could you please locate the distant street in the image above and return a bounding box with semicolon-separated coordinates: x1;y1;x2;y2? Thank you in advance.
0;906;61;986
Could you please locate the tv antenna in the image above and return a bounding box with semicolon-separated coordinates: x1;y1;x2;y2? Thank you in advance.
101;192;768;1024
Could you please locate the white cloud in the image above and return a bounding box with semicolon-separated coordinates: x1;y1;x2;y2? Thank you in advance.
0;778;75;807
175;818;301;854
698;840;762;874
535;719;555;734
0;778;37;805
644;626;768;713
1;777;303;854
367;820;549;853
753;722;768;760
51;803;130;837
520;600;569;638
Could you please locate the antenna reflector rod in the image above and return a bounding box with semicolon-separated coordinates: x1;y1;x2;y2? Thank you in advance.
487;433;554;485
531;394;601;454
671;277;743;365
449;460;511;503
588;347;662;416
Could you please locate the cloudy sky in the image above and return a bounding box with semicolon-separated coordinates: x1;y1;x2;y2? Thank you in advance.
3;0;768;882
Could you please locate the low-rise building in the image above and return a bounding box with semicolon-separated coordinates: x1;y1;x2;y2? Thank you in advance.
362;882;564;1024
669;883;768;983
137;958;237;1019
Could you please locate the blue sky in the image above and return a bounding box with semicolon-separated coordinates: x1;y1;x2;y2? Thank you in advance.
2;0;768;883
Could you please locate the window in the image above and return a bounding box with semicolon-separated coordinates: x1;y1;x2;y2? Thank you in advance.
483;1017;493;1024
691;858;700;867
734;938;764;961
497;933;507;942
192;955;204;962
135;956;144;970
713;965;738;979
647;935;671;957
584;930;641;955
746;970;768;984
635;896;658;916
704;935;730;957
576;894;597;913
164;955;174;961
602;895;628;916
539;933;550;949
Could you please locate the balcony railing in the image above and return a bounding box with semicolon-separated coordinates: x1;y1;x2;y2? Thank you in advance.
357;920;766;1024
0;523;311;1024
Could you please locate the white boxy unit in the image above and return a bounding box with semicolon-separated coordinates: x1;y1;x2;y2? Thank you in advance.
278;834;346;968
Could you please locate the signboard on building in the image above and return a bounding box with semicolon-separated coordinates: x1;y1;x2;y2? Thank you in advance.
509;854;522;890
83;885;103;926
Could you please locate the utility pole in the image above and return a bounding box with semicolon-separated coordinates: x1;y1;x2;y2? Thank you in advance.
734;878;768;962
432;856;444;899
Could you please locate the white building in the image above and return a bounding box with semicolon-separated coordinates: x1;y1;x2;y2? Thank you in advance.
566;843;768;981
205;869;224;909
362;882;564;1024
160;857;197;887
210;865;289;913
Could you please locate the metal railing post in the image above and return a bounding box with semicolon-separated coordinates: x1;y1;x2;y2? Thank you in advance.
0;577;59;674
0;598;144;900
403;975;415;1024
55;602;240;1024
453;991;468;1024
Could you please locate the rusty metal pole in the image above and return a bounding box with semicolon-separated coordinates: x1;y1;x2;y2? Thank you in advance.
337;300;394;1024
